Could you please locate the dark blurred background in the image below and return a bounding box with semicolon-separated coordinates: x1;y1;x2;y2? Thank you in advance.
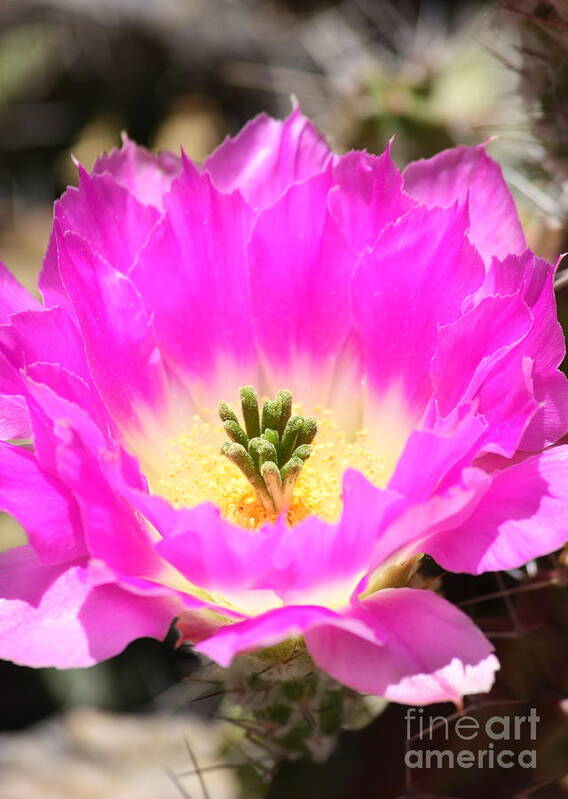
0;1;567;797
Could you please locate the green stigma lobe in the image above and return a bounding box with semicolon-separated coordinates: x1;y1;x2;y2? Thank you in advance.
276;390;292;434
261;398;282;434
279;416;303;465
298;417;318;446
218;401;239;424
263;428;280;449
223;419;249;449
240;385;261;439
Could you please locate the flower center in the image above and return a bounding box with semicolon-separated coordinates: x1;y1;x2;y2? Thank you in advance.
218;386;317;514
155;387;388;529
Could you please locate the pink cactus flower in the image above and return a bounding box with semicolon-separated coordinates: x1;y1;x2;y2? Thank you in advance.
1;108;567;706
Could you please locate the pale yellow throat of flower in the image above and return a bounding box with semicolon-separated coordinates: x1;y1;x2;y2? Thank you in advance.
154;405;389;529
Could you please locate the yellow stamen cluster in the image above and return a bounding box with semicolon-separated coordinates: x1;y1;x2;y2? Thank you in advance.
155;407;388;529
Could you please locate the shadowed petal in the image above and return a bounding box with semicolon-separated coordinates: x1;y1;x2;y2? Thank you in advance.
0;546;179;668
196;589;498;705
195;605;360;667
0;442;84;564
306;588;498;705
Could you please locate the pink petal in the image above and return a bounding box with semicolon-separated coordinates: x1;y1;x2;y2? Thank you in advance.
498;253;565;378
305;589;499;705
175;610;229;644
23;369;146;497
0;394;30;439
0;324;33;439
92;136;181;208
0;442;84;564
390;404;487;501
434;296;531;414
56;229;170;433
433;295;538;456
329;145;415;251
151;497;280;599
0;306;92;443
404;144;526;261
482;249;550;299
204;107;331;210
247;166;358;404
130;469;403;610
130;157;258;399
0;261;39;320
423;446;568;573
469;251;568;451
521;370;568;451
502;251;568;449
7;307;91;381
0;326;109;456
52;424;167;583
22;369;108;480
352;204;484;418
139;470;404;612
39;166;159;307
0;546;178;668
24;365;110;473
15;373;169;584
474;358;538;457
57;167;159;271
262;469;403;604
38;231;70;311
373;467;492;572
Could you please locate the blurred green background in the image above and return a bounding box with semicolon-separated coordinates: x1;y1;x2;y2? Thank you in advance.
0;1;567;797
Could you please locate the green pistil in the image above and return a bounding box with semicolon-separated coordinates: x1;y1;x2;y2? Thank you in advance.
218;387;318;514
